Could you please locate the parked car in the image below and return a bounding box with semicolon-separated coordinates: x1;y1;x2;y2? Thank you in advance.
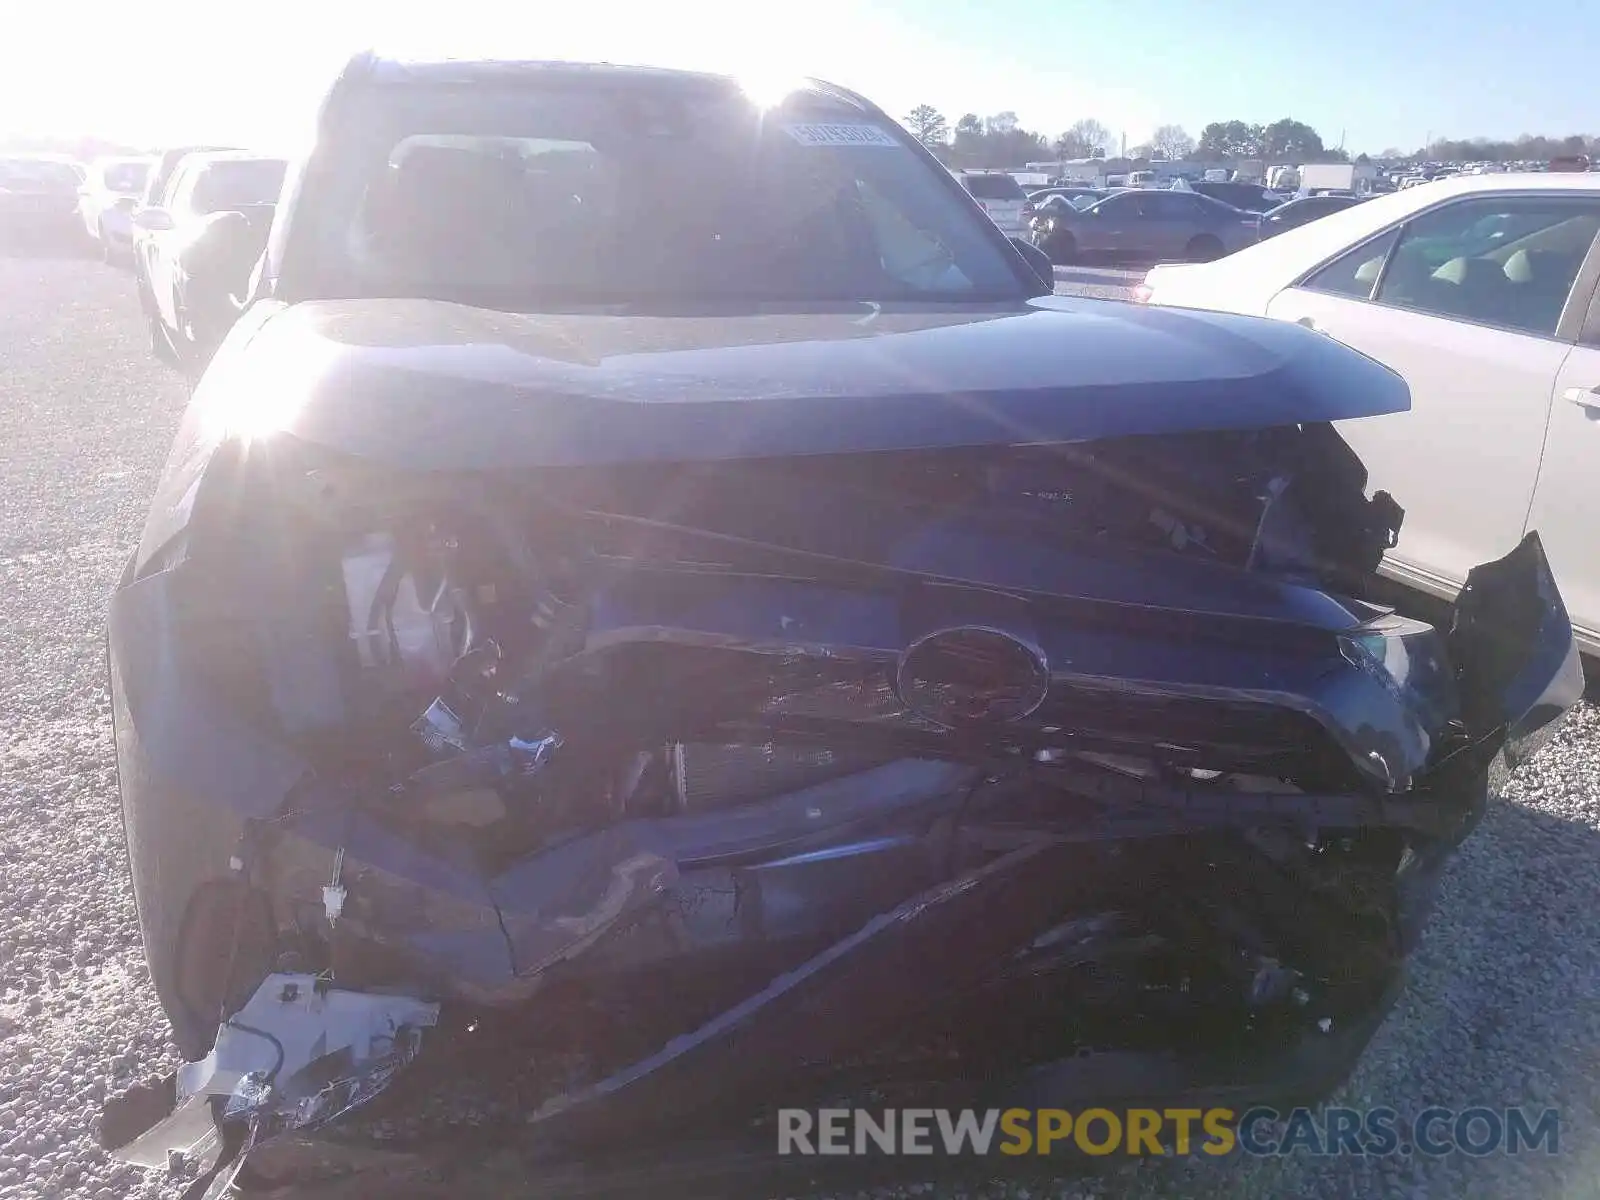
78;156;155;263
136;145;240;214
1256;193;1363;238
1191;180;1285;213
97;55;1579;1200
1032;186;1260;262
131;145;242;349
131;150;286;368
1138;173;1600;654
956;169;1033;235
0;155;86;249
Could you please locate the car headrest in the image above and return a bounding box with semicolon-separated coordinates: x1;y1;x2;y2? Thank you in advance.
1353;255;1386;286
1501;248;1563;284
1431;256;1504;287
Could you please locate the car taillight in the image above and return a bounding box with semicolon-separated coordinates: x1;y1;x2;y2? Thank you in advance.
1132;284;1154;304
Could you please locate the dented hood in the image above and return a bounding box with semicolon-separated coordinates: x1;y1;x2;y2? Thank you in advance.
210;295;1408;469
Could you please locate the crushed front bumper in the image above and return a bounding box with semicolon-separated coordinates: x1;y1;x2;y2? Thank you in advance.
98;530;1581;1193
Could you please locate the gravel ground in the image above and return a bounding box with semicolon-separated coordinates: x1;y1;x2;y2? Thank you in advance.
1051;264;1144;301
0;254;1595;1200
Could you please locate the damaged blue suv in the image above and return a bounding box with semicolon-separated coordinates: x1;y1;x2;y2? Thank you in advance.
99;54;1582;1198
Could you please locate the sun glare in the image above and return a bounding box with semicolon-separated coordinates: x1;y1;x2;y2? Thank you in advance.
738;73;810;111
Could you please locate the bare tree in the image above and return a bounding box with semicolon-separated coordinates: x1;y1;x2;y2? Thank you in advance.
1150;124;1196;161
1067;118;1112;157
903;105;949;148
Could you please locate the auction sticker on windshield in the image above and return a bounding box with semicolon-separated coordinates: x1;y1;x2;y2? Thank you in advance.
785;123;899;148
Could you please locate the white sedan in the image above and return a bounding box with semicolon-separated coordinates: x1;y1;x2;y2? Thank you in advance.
1137;173;1600;654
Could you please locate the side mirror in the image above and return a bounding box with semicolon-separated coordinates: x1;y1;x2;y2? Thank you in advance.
1009;237;1055;290
131;207;174;232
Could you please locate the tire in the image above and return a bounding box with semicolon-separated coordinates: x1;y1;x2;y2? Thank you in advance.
1047;231;1077;264
1185;234;1224;263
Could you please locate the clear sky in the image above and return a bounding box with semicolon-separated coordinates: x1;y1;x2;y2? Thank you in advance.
1;0;1593;154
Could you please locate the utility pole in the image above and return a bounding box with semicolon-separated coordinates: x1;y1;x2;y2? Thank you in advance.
1120;131;1127;158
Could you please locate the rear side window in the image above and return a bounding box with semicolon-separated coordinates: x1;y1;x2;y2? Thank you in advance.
1088;192;1140;217
1301;229;1401;300
961;174;1025;201
1143;192;1200;217
1373;197;1600;336
1192;193;1244;216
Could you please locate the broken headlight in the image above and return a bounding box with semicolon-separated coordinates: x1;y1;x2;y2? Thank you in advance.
1338;612;1460;771
342;531;475;692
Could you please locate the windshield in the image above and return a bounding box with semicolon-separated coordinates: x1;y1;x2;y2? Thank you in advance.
300;84;1027;306
0;158;81;192
192;159;286;213
102;161;150;193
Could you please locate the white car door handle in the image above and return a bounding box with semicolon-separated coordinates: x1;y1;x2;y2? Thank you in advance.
1562;385;1600;413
